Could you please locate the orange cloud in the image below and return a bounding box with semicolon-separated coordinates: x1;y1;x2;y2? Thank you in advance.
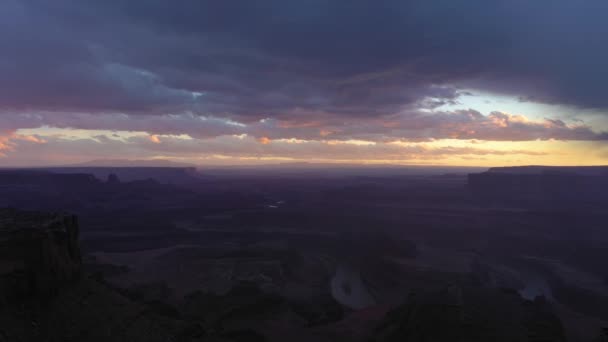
17;135;47;144
0;130;46;157
319;129;333;137
0;139;9;157
149;135;161;143
257;136;271;144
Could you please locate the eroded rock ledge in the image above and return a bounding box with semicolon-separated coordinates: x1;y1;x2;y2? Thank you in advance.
0;208;82;303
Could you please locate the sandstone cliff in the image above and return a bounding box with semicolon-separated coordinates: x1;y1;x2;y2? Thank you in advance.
0;208;82;303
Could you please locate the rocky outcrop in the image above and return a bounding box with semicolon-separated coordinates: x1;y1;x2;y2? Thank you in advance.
598;327;608;342
47;166;200;185
468;166;608;209
374;285;567;342
107;173;121;184
0;170;99;188
0;208;206;342
0;208;82;303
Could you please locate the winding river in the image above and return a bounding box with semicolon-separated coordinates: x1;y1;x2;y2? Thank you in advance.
330;263;376;309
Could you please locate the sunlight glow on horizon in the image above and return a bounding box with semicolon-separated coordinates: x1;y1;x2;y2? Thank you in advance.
3;126;607;168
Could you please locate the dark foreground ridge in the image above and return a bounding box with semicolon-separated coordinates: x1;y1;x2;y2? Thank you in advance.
0;208;571;341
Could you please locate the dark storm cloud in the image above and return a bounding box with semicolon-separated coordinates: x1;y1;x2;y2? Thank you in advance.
1;0;608;122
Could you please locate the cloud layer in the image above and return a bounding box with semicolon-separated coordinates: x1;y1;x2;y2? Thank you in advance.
1;1;608;165
3;0;608;116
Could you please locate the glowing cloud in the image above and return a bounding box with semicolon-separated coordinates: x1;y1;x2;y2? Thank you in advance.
149;135;161;144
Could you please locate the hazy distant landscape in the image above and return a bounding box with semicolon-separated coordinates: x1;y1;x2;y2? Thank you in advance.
2;165;607;341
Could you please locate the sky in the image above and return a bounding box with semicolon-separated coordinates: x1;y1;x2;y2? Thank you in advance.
1;0;608;167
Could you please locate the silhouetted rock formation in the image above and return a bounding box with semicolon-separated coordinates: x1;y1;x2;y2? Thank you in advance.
468;166;608;209
598;327;608;342
0;170;99;188
107;173;121;184
486;166;608;176
374;285;566;342
0;208;81;303
46;166;200;184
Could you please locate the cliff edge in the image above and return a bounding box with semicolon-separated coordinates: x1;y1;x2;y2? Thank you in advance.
0;208;82;303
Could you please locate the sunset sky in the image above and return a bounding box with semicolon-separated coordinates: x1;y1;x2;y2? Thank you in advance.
1;1;608;167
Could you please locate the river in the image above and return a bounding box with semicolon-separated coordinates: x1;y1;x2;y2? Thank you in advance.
330;263;376;309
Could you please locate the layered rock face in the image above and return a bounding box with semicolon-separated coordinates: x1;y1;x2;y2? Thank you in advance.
0;208;82;303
